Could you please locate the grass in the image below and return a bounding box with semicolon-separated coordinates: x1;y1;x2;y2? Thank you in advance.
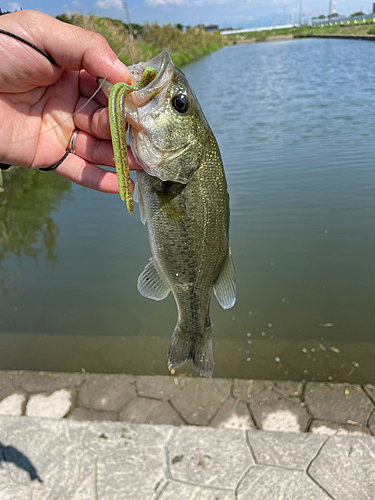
224;18;375;44
56;14;224;67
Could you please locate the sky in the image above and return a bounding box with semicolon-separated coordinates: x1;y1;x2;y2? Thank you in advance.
2;0;372;29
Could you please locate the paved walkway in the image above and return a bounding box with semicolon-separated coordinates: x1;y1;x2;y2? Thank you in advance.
0;416;374;499
0;370;374;435
0;370;374;499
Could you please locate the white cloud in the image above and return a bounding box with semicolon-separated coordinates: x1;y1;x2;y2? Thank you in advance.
95;0;122;9
145;0;185;6
72;0;82;6
7;2;21;10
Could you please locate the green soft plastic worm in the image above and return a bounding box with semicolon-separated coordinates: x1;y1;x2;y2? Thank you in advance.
108;66;157;214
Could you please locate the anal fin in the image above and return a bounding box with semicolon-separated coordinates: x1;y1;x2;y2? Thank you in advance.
137;258;170;301
213;248;236;309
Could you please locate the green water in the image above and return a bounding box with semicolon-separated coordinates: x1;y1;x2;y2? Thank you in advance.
1;38;375;382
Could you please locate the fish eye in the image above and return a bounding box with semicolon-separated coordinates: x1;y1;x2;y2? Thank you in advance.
172;94;189;114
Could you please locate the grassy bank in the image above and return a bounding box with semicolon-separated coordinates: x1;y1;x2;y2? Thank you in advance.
225;20;375;44
56;14;224;67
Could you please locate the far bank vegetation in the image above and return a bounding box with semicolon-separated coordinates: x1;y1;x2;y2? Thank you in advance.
56;14;224;67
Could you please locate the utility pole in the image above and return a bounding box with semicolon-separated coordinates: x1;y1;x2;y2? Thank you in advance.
123;1;133;41
328;0;332;18
299;0;302;26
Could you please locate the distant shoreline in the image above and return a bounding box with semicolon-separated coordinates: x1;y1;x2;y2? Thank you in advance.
227;33;375;45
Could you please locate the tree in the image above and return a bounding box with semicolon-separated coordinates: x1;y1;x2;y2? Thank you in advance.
350;11;365;17
318;14;326;19
176;23;183;31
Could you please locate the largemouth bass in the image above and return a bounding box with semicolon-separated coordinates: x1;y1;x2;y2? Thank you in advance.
102;51;236;377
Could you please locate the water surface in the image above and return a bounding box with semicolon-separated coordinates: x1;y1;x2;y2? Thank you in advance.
1;38;375;382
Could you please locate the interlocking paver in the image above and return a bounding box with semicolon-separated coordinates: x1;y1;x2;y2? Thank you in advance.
68;407;117;421
209;398;255;429
248;430;325;470
83;421;172;454
170;379;231;425
310;420;370;436
78;374;136;412
136;375;187;400
119;398;185;425
309;435;375;500
250;399;310;432
304;383;374;426
32;447;95;500
0;394;25;416
168;427;253;489
158;481;234;499
233;379;302;403
26;389;72;419
0;417;80;484
365;384;375;403
0;372;24;401
0;485;31;500
16;371;86;394
96;447;165;500
237;466;331;499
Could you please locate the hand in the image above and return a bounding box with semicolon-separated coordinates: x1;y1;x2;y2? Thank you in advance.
0;10;140;193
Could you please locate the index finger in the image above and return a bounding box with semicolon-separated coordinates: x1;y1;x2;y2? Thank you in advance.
1;10;132;85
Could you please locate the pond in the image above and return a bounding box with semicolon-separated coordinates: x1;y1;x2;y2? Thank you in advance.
1;37;375;383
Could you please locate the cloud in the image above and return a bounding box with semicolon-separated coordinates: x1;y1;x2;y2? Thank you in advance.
145;0;185;6
95;0;122;9
7;2;21;10
72;0;82;6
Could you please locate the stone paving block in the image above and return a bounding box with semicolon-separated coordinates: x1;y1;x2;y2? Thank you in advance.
365;384;375;402
0;484;31;500
0;394;25;417
33;447;94;500
83;421;172;454
209;398;256;430
68;408;117;422
0;372;24;401
367;410;375;435
96;447;165;500
78;374;136;412
26;389;72;419
248;430;326;470
0;450;11;485
250;399;310;432
158;481;234;499
136;375;187;400
310;420;371;436
170;379;231;425
168;427;253;489
119;398;185;426
233;379;302;403
0;417;84;484
15;371;86;394
304;383;374;426
309;435;375;500
237;466;331;500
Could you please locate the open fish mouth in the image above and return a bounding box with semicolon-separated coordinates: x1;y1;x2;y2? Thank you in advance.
127;51;174;108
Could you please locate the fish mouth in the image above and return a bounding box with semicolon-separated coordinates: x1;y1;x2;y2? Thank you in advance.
128;51;174;108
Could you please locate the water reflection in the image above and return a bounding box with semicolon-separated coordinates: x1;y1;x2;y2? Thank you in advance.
0;168;71;293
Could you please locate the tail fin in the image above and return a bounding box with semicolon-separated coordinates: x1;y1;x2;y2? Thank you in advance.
167;324;214;377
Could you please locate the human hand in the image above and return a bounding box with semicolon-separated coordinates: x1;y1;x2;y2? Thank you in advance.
0;10;140;193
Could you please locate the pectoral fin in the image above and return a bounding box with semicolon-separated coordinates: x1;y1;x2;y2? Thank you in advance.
134;174;147;225
137;258;170;300
213;249;236;309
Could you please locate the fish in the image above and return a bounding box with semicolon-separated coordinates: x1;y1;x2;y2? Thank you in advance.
101;50;236;377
